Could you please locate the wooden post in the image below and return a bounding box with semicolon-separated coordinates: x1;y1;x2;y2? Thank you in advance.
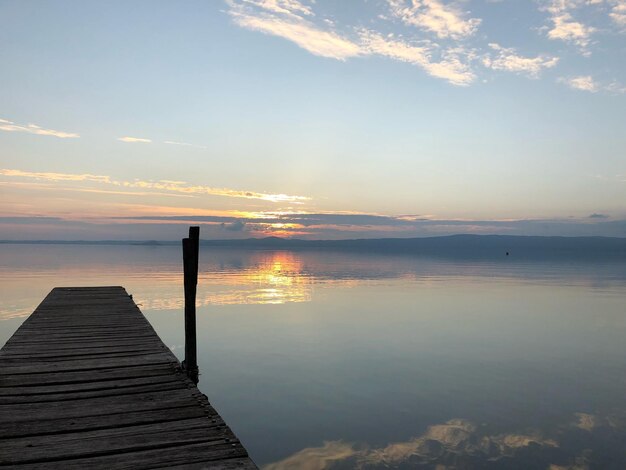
182;226;200;384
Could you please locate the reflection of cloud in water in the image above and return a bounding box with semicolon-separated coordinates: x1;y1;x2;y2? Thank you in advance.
263;418;559;469
573;413;601;432
550;461;590;470
264;441;358;470
571;412;624;432
548;449;593;470
264;411;626;469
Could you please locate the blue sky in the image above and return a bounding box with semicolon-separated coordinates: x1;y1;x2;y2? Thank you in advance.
0;0;624;239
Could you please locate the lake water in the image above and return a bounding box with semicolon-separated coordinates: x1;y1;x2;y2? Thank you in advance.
1;244;625;469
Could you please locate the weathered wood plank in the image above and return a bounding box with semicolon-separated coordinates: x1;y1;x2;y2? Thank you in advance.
161;459;258;470
0;364;176;387
1;345;167;359
0;353;177;374
0;339;162;351
3;406;215;438
0;375;181;396
0;287;256;469
1;441;248;470
0;386;201;424
2;338;162;348
0;418;236;465
0;380;187;404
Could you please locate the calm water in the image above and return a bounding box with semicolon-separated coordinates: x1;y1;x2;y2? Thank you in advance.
1;245;626;469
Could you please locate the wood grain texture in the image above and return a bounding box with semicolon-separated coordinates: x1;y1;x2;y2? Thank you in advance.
0;287;257;469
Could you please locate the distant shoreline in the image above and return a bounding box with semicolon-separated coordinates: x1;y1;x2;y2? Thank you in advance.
1;235;625;259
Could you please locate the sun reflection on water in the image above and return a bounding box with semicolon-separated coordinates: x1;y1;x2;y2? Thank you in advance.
216;251;312;305
124;251;313;311
0;250;316;319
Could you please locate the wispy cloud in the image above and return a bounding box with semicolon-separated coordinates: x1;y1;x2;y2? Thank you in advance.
0;180;194;198
0;168;310;203
124;179;309;203
606;80;626;94
0;168;112;184
559;74;599;92
227;0;584;87
387;0;481;39
117;136;152;143
483;43;558;77
0;118;79;139
609;0;626;29
227;0;477;85
241;0;314;18
359;31;476;86
163;140;207;149
227;0;362;60
593;172;626;182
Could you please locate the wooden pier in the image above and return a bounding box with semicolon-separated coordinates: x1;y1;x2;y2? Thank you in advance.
0;286;256;469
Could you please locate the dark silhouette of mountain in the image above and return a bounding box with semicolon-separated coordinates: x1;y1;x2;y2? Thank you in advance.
2;235;625;259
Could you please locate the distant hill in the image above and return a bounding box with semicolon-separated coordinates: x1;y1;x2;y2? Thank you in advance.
198;235;626;259
3;235;625;259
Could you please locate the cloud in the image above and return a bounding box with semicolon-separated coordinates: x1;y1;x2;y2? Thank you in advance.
0;118;79;139
227;0;362;60
559;75;599;92
606;80;626;94
117;136;152;143
0;216;68;225
221;220;247;231
359;30;476;86
112;212;626;238
228;0;612;87
593;173;626;182
0;168;112;184
548;14;595;48
541;1;596;54
0;168;310;203
559;75;626;93
227;0;476;85
163;140;207;149
387;0;482;39
0;180;195;198
483;43;559;77
241;0;314;18
3;210;626;239
609;0;626;29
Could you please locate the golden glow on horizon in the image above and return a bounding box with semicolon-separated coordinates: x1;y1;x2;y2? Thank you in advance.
268;223;301;229
1;172;620;239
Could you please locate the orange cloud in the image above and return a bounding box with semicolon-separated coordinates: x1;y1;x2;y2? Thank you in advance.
0;168;310;204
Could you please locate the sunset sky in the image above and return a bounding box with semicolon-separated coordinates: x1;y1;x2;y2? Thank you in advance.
1;0;625;240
